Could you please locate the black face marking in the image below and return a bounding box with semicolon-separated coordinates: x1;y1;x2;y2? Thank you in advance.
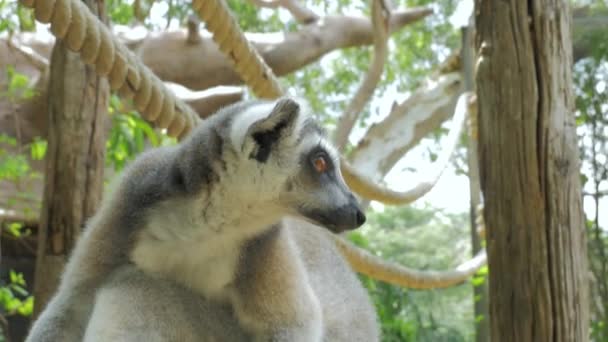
250;118;289;163
171;164;186;191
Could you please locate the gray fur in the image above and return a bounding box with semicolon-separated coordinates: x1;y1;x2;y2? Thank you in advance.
26;97;379;342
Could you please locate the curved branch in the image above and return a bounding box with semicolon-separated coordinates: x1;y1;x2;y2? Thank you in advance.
350;72;462;180
333;0;390;150
6;37;49;71
135;7;432;91
173;85;245;119
333;234;487;289
343;92;470;205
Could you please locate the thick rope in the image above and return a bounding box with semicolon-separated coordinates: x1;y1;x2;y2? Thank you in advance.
192;0;283;98
20;0;201;139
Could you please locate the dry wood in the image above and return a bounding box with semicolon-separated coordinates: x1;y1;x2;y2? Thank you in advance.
32;0;109;318
475;0;589;339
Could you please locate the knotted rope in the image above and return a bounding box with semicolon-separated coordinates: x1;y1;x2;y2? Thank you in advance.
20;0;201;139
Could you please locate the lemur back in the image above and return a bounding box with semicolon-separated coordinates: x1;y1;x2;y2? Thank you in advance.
26;97;379;342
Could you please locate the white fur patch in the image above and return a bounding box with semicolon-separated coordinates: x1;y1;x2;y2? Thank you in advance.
230;102;276;152
131;190;284;300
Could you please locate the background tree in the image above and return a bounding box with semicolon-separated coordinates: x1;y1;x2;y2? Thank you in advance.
476;0;589;340
575;51;608;341
31;0;109;316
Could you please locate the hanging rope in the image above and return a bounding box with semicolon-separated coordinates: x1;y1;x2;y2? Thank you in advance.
192;0;283;99
20;0;201;139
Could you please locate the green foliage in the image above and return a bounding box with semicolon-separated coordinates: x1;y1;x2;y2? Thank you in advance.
573;34;608;341
1;66;37;101
0;135;38;327
106;0;135;25
0;134;44;188
106;95;175;171
0;269;34;340
226;0;285;32
348;205;477;341
0;136;38;340
0;1;35;32
281;0;460;146
0;70;42;339
0;271;33;318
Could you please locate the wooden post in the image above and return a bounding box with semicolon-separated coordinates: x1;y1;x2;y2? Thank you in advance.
32;0;109;317
475;0;589;340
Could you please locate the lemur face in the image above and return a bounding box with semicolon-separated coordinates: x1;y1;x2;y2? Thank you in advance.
171;97;365;233
222;97;366;233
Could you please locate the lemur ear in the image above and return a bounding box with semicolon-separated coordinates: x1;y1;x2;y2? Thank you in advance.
232;97;303;162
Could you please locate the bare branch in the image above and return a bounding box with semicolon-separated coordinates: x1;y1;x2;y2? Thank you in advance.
350;72;462;180
178;86;245;118
388;7;433;31
137;7;433;91
342;92;470;205
6;37;49;71
333;234;487;289
333;0;390;150
249;0;319;24
583;190;608;197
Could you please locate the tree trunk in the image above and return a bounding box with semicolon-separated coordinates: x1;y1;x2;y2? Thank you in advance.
475;0;589;340
461;23;490;342
32;0;108;318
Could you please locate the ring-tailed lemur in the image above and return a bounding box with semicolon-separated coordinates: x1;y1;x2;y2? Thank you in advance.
26;97;379;342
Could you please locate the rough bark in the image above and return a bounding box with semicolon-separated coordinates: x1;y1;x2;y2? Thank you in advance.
32;0;109;317
461;23;490;342
475;0;589;340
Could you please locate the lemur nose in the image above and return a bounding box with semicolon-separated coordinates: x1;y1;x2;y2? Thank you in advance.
355;209;366;226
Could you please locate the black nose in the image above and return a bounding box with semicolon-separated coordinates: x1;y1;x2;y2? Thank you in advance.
355;209;366;226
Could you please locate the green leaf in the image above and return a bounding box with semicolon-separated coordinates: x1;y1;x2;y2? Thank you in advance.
30;138;47;160
17;296;34;316
6;222;24;237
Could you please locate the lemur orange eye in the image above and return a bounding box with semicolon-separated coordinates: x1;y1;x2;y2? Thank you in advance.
313;156;328;173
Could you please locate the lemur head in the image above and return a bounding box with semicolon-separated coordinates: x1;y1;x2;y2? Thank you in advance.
174;97;365;233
